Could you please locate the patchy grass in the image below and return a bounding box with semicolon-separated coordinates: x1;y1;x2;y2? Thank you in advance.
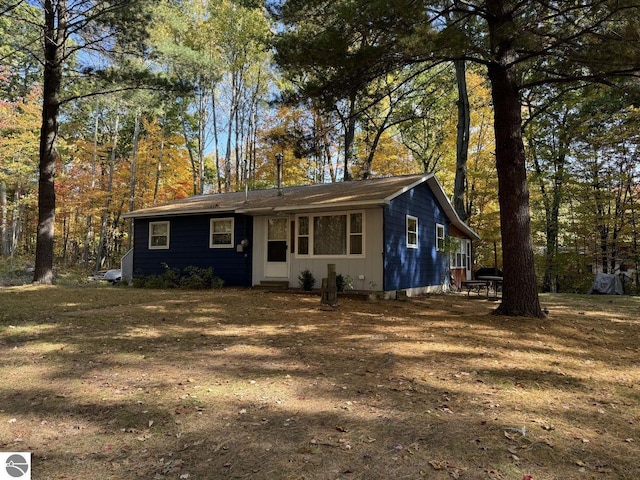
0;286;638;480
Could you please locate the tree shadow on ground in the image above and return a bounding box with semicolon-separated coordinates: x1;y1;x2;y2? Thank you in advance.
0;287;638;479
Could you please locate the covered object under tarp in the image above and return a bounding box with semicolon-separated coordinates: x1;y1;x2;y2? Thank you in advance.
588;273;624;295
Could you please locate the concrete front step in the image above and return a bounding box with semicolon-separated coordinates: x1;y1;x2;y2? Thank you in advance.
256;280;290;290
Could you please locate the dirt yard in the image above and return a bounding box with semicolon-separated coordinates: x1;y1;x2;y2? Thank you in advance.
0;286;638;479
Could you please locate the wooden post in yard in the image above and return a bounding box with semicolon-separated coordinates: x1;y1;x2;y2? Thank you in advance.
321;264;338;306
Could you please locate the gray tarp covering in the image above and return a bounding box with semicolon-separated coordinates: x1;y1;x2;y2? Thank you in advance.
588;273;624;295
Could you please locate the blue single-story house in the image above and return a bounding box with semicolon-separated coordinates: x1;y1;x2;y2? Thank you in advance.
121;173;479;296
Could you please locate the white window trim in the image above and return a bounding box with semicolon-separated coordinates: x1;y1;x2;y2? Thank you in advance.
209;217;235;248
406;215;418;249
148;221;170;250
451;239;467;268
436;223;445;253
295;211;365;258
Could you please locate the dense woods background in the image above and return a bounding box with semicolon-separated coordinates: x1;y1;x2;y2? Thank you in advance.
1;0;639;294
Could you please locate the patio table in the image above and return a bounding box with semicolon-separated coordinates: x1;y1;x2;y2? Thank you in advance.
477;275;503;298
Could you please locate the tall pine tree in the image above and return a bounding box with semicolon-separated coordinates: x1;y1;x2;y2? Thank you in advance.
11;0;154;283
272;0;640;317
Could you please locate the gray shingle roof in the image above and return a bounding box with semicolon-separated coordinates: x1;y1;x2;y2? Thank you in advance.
123;174;480;239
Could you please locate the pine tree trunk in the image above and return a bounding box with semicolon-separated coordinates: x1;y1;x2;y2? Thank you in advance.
543;216;559;293
545;154;565;293
1;181;8;258
234;102;241;189
197;92;206;194
128;110;141;250
453;59;470;222
84;104;100;264
153;108;166;204
11;189;23;256
180;111;199;196
486;1;544;317
224;73;239;192
34;0;66;284
96;108;119;273
631;192;640;293
342;93;357;181
212;88;222;193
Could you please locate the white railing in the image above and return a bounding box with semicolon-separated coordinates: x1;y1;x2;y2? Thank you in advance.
120;248;134;284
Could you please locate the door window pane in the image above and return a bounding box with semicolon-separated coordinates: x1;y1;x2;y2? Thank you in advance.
268;218;287;240
267;241;287;262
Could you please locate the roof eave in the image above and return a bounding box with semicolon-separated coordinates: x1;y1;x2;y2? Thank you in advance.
383;173;433;202
270;199;387;213
122;207;236;219
426;176;481;241
122;200;388;218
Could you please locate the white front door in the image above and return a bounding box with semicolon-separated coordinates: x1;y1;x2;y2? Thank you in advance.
265;217;289;278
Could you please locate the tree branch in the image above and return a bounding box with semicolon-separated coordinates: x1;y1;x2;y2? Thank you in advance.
59;83;183;106
0;0;25;16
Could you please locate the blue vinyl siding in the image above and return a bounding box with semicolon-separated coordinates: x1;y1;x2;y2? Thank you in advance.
383;183;449;291
132;214;253;286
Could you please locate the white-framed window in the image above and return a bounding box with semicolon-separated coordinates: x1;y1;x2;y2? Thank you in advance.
406;215;418;248
436;223;445;252
296;211;364;257
210;218;234;248
149;221;170;249
452;239;467;268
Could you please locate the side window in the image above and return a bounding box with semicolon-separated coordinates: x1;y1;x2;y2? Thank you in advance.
452;239;466;267
406;215;418;248
210;218;234;248
436;223;445;252
149;221;170;249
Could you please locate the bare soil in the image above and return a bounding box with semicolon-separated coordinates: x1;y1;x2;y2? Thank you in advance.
0;286;638;479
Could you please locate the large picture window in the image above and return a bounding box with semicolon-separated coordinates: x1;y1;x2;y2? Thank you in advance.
210;218;234;248
406;215;418;248
149;221;169;249
314;215;346;255
296;212;364;257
